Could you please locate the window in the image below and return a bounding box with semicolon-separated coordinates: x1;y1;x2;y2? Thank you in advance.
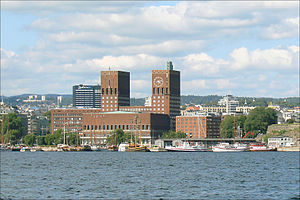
157;88;160;94
166;88;168;94
110;88;113;94
153;88;155;94
162;88;164;94
106;88;108;94
115;88;117;94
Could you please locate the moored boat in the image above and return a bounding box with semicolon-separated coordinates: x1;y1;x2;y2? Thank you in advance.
148;145;167;152
108;145;118;151
165;142;207;152
212;142;247;152
20;147;30;152
249;143;276;151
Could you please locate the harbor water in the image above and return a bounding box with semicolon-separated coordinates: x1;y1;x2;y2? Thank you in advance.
1;151;299;199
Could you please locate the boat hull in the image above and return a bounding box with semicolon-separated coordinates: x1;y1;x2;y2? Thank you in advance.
166;148;207;152
212;147;246;152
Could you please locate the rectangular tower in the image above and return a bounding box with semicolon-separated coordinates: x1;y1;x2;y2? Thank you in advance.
151;61;180;130
73;84;101;108
101;71;130;112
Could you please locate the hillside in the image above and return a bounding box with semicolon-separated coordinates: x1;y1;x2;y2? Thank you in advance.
256;124;300;144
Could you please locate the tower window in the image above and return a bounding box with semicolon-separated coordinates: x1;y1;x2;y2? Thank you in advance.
166;88;168;94
153;88;155;94
110;88;113;94
162;88;164;94
157;88;160;94
115;88;117;94
106;88;108;94
102;88;104;95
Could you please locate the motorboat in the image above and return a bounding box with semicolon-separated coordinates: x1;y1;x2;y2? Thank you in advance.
165;142;207;152
148;145;167;152
212;142;247;152
249;143;276;151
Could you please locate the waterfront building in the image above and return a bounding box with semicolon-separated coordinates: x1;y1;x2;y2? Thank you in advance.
100;71;130;112
151;61;180;130
81;112;170;145
176;115;221;139
268;137;294;148
50;108;101;134
73;84;101;108
119;61;180;130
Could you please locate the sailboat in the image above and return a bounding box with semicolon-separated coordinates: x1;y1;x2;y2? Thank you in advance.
124;115;149;152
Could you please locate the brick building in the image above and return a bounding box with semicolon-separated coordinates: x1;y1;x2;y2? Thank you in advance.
81;112;170;145
119;61;180;130
51;108;101;134
100;71;130;112
50;62;180;144
176;115;221;139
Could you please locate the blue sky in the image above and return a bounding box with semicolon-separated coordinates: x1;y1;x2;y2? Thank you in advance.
1;1;299;98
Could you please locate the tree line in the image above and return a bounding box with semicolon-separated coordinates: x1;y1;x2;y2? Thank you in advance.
221;107;278;138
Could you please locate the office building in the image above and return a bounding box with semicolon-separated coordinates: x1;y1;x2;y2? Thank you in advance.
176;115;221;139
101;71;130;112
73;84;101;108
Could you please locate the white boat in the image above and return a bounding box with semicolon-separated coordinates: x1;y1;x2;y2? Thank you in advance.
20;147;30;152
118;143;129;152
148;145;167;152
165;142;207;152
212;142;247;152
249;143;276;151
90;145;101;151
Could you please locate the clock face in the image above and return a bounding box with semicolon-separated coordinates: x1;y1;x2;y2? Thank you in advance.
154;77;164;87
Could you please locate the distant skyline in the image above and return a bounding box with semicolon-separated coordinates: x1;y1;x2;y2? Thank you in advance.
1;1;299;98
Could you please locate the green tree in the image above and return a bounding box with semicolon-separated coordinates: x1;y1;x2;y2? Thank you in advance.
68;133;80;146
161;131;187;139
244;107;277;137
286;119;295;124
1;113;25;144
24;134;36;146
37;136;45;145
106;129;131;145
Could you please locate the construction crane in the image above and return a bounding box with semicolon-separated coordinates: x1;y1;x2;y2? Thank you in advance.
242;131;254;139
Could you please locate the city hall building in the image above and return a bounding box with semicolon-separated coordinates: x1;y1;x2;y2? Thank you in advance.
50;61;180;144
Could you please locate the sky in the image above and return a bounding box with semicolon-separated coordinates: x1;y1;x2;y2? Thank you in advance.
1;1;299;98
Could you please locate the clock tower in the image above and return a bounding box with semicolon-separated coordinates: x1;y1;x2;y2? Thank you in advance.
152;61;180;130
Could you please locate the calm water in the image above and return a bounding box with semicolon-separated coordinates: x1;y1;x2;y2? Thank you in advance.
1;151;299;199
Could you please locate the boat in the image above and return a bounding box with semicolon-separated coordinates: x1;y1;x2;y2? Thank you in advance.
118;143;128;152
148;145;167;152
212;142;247;152
165;142;207;152
249;143;276;151
90;145;102;151
126;143;149;152
20;147;30;152
108;145;118;151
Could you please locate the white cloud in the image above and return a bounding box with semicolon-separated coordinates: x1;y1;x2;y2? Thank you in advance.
230;46;298;70
262;17;299;39
1;2;299;97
